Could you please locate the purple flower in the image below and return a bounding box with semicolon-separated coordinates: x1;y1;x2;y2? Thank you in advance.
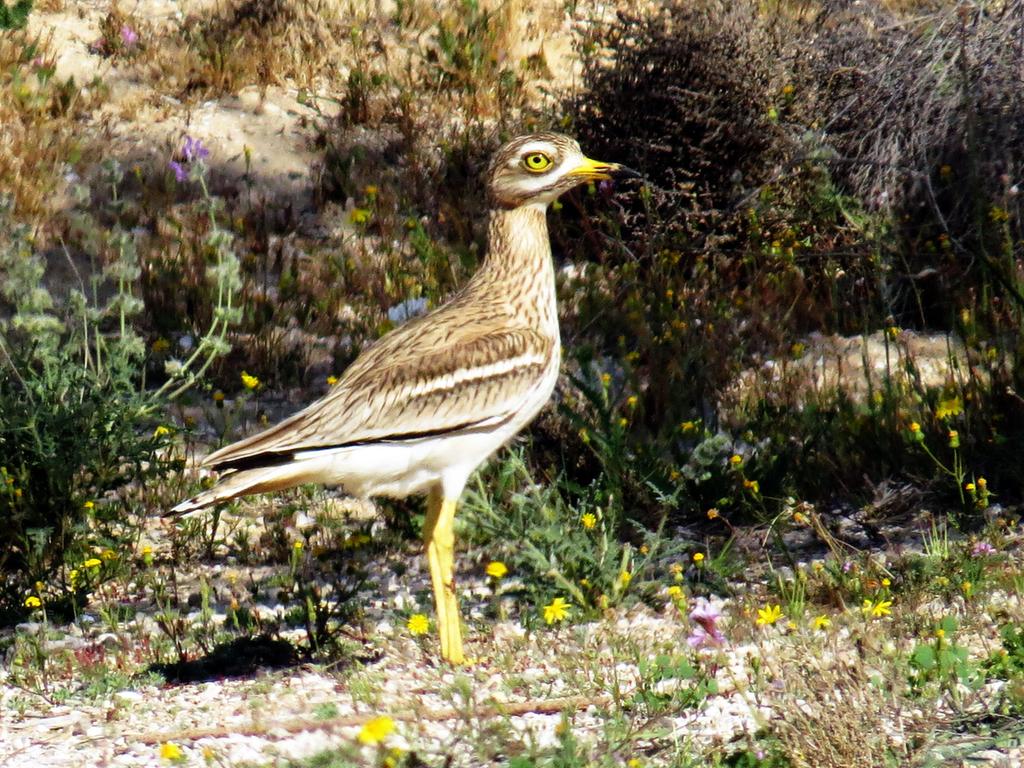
169;136;210;183
182;136;209;163
842;560;854;573
168;160;188;182
121;25;138;48
687;599;724;648
971;541;996;557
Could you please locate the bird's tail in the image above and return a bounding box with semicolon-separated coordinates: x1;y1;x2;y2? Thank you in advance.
169;459;328;516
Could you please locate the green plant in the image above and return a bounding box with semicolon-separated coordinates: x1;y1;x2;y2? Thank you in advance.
0;0;32;30
0;155;239;621
909;616;982;705
461;449;676;622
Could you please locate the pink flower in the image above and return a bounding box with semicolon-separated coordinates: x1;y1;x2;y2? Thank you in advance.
121;25;138;48
971;541;996;556
687;599;724;647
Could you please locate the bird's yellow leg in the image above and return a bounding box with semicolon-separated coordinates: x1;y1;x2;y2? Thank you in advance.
424;490;464;664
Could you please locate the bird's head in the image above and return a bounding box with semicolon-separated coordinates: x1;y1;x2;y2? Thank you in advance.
486;132;639;210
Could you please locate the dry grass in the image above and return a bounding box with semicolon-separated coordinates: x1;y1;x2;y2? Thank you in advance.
0;31;100;225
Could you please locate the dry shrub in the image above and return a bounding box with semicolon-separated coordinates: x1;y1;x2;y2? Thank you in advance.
558;1;806;419
796;1;1024;328
770;653;932;766
0;31;99;224
147;0;349;98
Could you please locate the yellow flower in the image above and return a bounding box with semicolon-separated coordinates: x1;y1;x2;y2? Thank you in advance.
626;395;638;408
154;425;171;437
406;613;429;636
782;83;795;96
101;549;116;560
666;585;684;600
812;614;831;631
364;184;379;197
743;479;760;493
680;420;698;433
886;326;901;339
965;482;976;493
627;759;642;768
350;207;371;225
619;570;632;587
707;508;719;520
213;390;225;403
961;581;972;596
863;598;892;618
83;500;95;510
881;578;890;587
293;540;303;551
485;561;508;579
357;715;395;745
936;396;963;420
600;372;611;387
327;375;338;386
543;597;570;625
909;422;921;433
580;513;597;530
241;372;260;390
729;454;743;466
24;595;41;608
756;604;783;626
160;742;183;761
84;558;102;569
69;568;79;585
692;552;705;564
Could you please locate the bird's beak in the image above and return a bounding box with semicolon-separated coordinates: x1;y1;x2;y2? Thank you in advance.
568;156;642;181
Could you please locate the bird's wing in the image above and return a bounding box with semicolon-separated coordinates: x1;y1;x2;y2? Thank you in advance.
203;316;555;470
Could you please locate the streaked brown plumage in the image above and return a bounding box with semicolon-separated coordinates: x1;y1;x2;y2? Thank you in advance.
172;133;637;663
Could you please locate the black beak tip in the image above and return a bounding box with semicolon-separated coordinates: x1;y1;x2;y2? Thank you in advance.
613;165;643;181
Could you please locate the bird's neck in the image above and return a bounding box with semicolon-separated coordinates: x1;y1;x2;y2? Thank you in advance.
479;205;559;337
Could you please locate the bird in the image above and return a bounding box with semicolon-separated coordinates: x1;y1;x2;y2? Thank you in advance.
172;132;638;664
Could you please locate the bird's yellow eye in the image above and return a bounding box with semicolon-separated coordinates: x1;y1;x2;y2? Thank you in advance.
522;152;553;173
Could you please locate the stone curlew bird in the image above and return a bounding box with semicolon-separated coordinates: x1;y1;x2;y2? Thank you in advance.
172;133;638;663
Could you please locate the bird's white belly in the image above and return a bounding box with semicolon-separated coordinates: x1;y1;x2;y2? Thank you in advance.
295;352;560;500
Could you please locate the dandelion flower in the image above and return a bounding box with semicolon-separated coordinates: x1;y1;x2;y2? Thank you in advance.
580;513;597;530
241;372;260;390
83;500;95;510
406;614;429;636
84;558;102;569
812;614;831;631
543;597;570;625
160;742;183;761
756;604;783;626
666;585;684;600
619;570;632;587
729;454;743;466
692;552;705;564
327;375;338;386
485;561;508;579
863;598;892;618
706;508;719;520
24;595;41;608
357;715;395;745
154;425;171;437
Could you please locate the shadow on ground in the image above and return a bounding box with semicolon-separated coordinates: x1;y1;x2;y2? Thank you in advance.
147;635;302;684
